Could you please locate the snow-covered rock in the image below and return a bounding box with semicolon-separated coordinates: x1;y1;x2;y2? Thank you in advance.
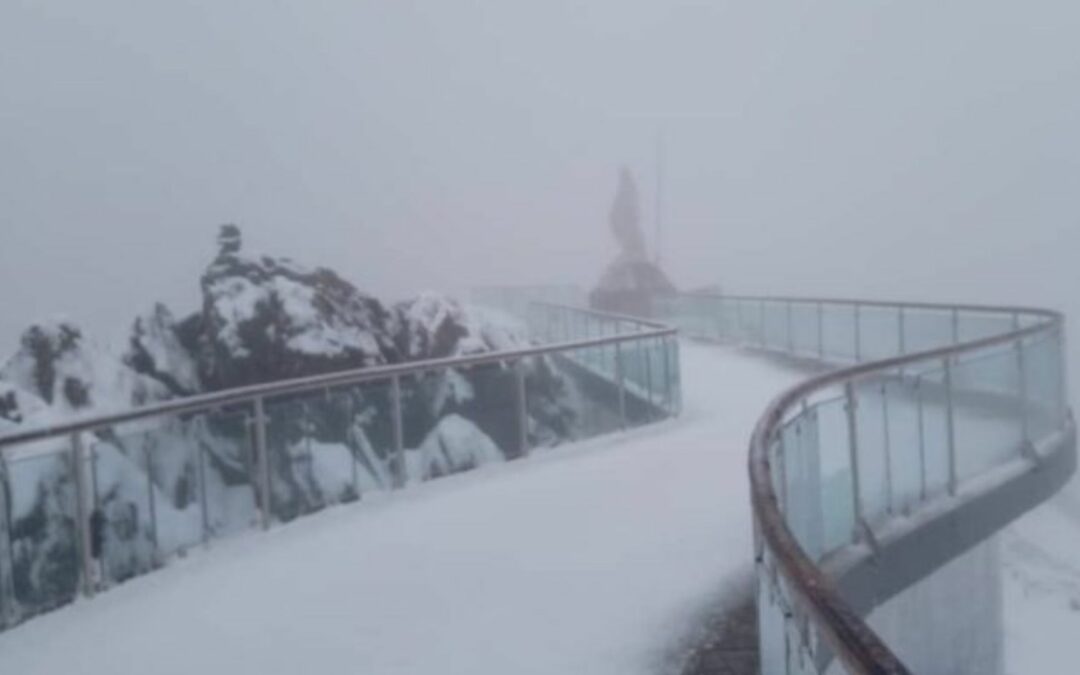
124;304;201;397
0;320;170;418
395;293;528;360
0;224;584;623
196;232;399;390
404;413;504;482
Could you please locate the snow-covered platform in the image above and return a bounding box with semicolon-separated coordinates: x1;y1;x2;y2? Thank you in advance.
0;343;806;675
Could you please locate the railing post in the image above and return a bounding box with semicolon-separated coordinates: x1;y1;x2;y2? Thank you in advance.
1013;314;1031;451
515;359;529;457
853;303;862;363
615;340;628;429
776;429;788;515
643;338;655;416
951;308;960;345
662;335;673;415
143;444;159;559
817;301;825;360
71;431;96;597
759;299;766;347
897;306;906;356
916;376;927;502
391;375;405;487
944;356;958;495
786;300;794;354
253;396;272;529
197;442;210;545
0;456;15;626
881;383;894;515
844;382;863;541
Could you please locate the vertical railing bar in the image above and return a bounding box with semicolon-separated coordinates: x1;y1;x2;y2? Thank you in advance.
391;374;404;487
515;359;529;457
1013;314;1030;450
662;335;673;414
916;376;927;502
71;431;95;597
643;338;654;418
898;306;906;356
881;383;894;515
844;382;863;541
759;299;766;348
777;428;788;516
253;396;271;529
817;301;825;360
0;456;15;625
615;339;628;429
951;307;960;345
197;441;210;545
944;355;958;496
89;441;104;589
144;444;159;561
786;300;794;354
853;302;862;363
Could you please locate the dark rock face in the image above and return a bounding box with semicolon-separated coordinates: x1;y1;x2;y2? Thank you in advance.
195;247;400;391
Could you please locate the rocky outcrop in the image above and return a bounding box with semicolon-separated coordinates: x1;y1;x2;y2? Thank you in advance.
0;225;581;612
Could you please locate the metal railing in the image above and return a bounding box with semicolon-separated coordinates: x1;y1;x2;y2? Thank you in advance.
0;303;679;633
660;294;1075;673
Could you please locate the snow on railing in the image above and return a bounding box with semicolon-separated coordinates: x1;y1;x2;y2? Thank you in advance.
660;294;1075;674
0;302;678;634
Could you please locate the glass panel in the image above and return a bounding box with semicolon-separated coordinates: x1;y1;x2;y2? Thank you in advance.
6;448;80;618
911;364;951;499
266;379;399;521
1023;329;1065;439
398;362;516;486
958;311;1014;342
90;434;158;585
951;346;1023;482
783;409;825;560
858;306;901;361
740;299;763;345
902;308;954;353
821;304;857;363
758;551;789;675
815;396;855;552
554;346;623;439
854;379;891;524
763;301;788;351
791;302;821;357
522;353;577;449
883;377;922;514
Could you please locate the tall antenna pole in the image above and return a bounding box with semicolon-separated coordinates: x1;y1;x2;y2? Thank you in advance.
654;131;664;267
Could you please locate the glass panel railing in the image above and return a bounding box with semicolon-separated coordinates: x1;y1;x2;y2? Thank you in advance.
665;293;1069;673
821;303;858;363
0;298;679;635
5;447;80;620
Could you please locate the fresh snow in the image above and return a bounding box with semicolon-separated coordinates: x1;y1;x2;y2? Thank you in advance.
0;342;805;675
1003;485;1080;674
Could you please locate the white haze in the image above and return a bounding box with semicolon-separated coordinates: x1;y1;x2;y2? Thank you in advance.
2;0;1079;394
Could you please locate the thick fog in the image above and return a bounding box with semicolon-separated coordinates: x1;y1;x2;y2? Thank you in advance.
2;0;1078;373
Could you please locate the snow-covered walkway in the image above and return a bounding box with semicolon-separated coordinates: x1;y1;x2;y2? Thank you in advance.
0;343;806;675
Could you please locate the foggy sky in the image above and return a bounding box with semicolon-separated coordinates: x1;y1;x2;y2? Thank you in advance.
2;1;1079;374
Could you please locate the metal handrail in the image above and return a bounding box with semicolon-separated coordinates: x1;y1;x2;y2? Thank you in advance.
0;319;675;451
720;294;1065;673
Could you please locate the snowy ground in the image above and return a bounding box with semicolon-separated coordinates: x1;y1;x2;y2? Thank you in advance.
0;342;806;675
1004;482;1080;674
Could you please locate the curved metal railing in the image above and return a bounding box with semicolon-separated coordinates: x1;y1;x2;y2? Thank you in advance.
0;303;679;633
662;294;1075;673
